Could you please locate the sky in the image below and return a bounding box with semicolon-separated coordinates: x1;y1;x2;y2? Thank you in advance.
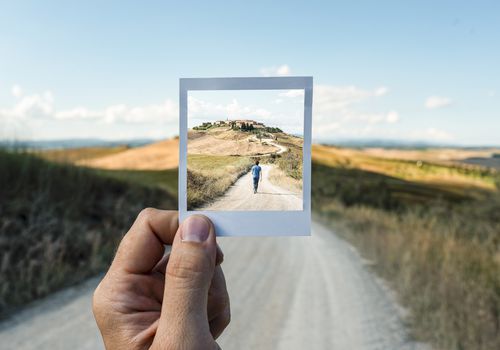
188;90;304;135
0;1;499;145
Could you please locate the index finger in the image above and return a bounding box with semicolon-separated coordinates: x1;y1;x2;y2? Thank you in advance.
112;208;179;274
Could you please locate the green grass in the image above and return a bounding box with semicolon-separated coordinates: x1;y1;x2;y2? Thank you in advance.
312;148;500;350
187;154;253;209
96;168;178;197
0;149;176;318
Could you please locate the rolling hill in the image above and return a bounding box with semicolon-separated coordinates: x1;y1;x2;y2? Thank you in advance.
77;138;179;170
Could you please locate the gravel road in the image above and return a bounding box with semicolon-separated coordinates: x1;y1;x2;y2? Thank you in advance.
0;223;428;350
200;164;302;211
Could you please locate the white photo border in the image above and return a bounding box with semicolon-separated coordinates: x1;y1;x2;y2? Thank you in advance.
179;76;313;237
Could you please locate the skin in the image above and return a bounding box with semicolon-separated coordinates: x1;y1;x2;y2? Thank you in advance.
93;209;230;350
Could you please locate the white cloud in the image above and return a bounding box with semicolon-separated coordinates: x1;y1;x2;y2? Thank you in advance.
314;85;390;114
409;127;453;142
374;86;389;96
386;110;399;123
1;85;179;140
260;64;291;76
188;96;272;123
1;90;54;120
487;90;496;97
425;127;452;141
425;96;452;109
54;100;178;124
312;84;397;138
11;84;23;98
278;89;304;98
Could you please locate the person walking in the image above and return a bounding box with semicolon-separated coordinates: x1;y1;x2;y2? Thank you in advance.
251;160;262;193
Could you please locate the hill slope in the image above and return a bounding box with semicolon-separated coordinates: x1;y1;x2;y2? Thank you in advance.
0;150;175;317
188;128;280;156
78;138;179;170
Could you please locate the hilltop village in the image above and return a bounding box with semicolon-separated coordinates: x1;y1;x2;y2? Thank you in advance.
193;119;283;133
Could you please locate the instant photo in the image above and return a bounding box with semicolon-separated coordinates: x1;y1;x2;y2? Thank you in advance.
179;77;312;236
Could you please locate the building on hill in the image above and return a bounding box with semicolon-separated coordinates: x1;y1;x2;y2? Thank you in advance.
232;119;265;128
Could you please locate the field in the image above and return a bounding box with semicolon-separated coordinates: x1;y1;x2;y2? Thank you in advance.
187;124;304;209
188;128;278;156
37;146;129;163
78;138;179;170
3;139;499;349
312;145;500;350
0;149;175;318
187;154;253;210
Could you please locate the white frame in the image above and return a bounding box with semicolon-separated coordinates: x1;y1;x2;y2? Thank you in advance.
179;76;313;236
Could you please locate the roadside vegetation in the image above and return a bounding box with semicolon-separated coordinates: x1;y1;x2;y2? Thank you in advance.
268;166;302;192
265;134;303;182
0;149;175;318
187;154;253;209
312;145;500;350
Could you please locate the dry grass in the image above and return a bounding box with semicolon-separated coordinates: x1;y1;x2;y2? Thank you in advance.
313;145;499;190
0;149;176;318
77;139;179;170
37;146;128;163
317;201;500;350
312;145;500;350
268;166;302;192
264;135;303;180
188;129;278;156
187;154;253;209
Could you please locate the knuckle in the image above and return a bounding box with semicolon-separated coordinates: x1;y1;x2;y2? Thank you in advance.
137;207;156;221
166;248;209;285
92;282;106;321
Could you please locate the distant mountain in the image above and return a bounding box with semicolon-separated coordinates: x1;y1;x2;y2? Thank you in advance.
316;138;500;150
0;138;158;150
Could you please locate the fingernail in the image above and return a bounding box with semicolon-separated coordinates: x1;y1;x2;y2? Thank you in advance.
181;216;210;242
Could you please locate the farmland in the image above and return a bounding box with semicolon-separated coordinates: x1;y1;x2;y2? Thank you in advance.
312;145;500;350
4;140;500;349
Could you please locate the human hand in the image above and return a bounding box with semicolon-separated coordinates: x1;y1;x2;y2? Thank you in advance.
93;209;230;350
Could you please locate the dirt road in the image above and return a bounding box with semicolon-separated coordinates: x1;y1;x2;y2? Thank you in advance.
0;223;428;350
200;164;302;211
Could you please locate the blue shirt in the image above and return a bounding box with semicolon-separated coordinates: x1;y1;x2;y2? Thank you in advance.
251;165;262;179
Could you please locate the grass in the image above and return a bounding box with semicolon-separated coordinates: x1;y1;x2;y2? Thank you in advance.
268;166;302;192
313;145;499;190
36;146;129;163
187;154;253;209
312;146;500;350
265;134;303;180
95;168;178;197
0;149;176;318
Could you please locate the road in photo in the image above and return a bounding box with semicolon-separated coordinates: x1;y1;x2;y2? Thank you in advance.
200;164;302;211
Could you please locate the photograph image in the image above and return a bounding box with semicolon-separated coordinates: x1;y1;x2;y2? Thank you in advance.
187;89;305;211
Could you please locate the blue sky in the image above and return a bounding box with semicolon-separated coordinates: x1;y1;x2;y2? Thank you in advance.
0;1;499;145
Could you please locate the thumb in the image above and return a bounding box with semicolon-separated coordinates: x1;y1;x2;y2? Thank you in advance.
155;215;217;347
